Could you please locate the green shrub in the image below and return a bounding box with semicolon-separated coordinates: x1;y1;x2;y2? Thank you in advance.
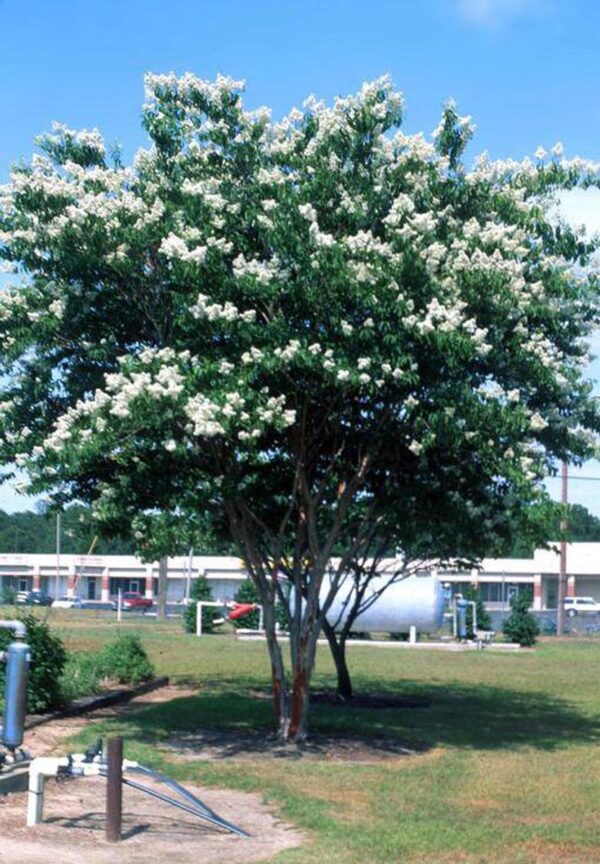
96;634;155;684
59;635;155;703
503;590;540;647
183;576;219;634
59;651;103;703
0;586;17;605
0;614;67;713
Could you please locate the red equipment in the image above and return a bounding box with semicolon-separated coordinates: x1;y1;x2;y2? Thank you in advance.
228;602;257;621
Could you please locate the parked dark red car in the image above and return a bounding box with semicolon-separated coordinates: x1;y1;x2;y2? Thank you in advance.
114;592;153;611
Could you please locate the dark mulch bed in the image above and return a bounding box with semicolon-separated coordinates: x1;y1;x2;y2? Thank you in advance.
250;688;431;710
310;691;431;709
163;727;428;762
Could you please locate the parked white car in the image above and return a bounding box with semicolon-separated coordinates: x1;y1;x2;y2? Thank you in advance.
564;596;600;617
51;595;83;610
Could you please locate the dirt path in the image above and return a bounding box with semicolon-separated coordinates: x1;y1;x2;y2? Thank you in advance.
24;684;196;756
0;685;305;863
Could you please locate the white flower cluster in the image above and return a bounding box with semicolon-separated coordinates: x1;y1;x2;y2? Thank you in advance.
104;364;185;418
238;395;296;440
184;394;225;437
48;298;65;318
184;389;295;442
298;203;335;248
529;412;548;432
469;149;600;188
191;293;256;323
274;339;301;362
38;353;188;454
431;101;476;143
39;121;106;158
0;290;27;321
233;254;284;285
182;178;227;211
144;72;245;110
159;233;207;264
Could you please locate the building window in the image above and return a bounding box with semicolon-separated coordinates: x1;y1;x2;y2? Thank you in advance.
478;582;528;604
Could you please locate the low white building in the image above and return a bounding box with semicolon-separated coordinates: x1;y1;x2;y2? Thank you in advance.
0;553;247;604
0;543;597;609
439;543;598;610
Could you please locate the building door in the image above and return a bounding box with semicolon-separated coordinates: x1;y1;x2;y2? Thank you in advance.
507;585;519;606
130;580;139;594
88;578;96;600
545;581;558;610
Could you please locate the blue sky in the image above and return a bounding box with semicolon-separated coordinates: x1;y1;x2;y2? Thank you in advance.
1;0;600;515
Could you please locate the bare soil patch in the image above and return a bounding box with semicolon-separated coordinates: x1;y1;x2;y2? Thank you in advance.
2;685;304;863
0;775;303;864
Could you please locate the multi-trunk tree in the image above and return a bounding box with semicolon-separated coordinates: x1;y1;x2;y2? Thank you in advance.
1;74;599;740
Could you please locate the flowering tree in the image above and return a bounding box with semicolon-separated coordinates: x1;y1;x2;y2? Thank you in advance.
1;73;599;740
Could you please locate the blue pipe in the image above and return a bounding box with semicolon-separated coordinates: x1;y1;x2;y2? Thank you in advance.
2;640;30;749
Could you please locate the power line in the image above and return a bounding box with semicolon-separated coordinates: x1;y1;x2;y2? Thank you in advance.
545;475;600;482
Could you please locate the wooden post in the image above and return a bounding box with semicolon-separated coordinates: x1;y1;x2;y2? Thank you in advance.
106;737;123;843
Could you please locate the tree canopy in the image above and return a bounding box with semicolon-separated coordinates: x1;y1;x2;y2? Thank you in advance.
1;74;599;738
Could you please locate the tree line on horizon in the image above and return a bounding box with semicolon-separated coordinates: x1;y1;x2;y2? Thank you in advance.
1;502;599;558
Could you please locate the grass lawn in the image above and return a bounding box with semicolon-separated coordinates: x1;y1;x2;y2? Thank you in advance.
8;607;600;863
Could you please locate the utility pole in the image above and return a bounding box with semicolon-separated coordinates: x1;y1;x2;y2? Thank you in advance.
55;513;61;600
185;546;194;604
157;555;168;619
556;460;568;636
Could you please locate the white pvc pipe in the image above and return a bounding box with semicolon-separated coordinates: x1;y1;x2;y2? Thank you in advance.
195;601;223;636
27;757;70;826
0;620;26;640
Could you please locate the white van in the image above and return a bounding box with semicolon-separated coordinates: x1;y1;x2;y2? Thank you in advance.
564;596;600;617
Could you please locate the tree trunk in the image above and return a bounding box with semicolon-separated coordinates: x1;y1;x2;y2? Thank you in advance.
263;597;289;739
323;619;353;701
263;602;321;742
286;597;321;741
287;634;319;741
157;555;168;619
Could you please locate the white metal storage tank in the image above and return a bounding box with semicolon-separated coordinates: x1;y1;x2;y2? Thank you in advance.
322;573;445;634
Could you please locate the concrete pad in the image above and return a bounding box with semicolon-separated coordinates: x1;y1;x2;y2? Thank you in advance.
0;762;30;796
236;634;523;651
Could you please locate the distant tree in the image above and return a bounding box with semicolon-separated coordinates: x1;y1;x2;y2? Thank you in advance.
564;504;600;542
0;505;137;555
506;503;600;557
503;590;540;646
